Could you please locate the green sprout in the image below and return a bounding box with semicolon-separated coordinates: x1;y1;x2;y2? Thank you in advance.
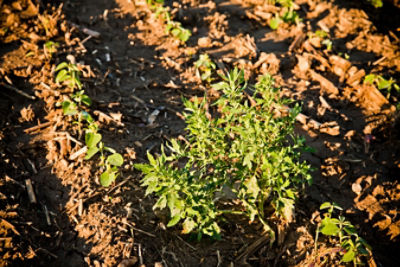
364;74;399;99
147;0;191;43
55;62;82;90
194;54;216;83
314;202;371;266
44;41;59;58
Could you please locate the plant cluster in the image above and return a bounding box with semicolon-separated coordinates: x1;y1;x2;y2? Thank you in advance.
364;74;399;99
367;0;383;8
194;54;216;83
135;69;312;240
56;62;123;187
269;0;301;30
147;0;191;43
314;202;371;266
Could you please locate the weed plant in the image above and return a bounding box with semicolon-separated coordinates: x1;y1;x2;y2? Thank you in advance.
136;69;311;240
147;0;191;43
364;74;399;99
314;202;371;266
194;54;216;83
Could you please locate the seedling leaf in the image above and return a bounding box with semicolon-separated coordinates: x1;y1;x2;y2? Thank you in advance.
85;132;102;148
85;147;99;160
107;153;124;167
100;170;116;187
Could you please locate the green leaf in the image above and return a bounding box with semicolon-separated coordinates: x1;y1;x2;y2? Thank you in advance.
62;101;78;115
244;176;259;199
56;69;69;83
104;147;116;154
55;62;68;71
377;78;391;90
85;146;99;160
147;152;157;166
154;195;167;210
342;249;355;262
81;95;92;106
85;132;102;148
82;111;94;123
134;163;153;174
100;170;116;187
364;74;376;84
182;218;196;234
243;151;254;169
320;218;340;236
269;17;281;30
167;214;181;227
320;202;332;210
107;153;124;167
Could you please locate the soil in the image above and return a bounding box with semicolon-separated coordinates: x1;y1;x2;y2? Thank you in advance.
1;0;400;266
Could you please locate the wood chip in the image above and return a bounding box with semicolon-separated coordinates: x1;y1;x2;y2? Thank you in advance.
309;70;339;96
25;179;37;204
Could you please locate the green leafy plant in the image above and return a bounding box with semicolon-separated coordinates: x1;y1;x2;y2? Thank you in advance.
135;69;311;240
194;54;216;83
269;15;281;30
147;0;191;43
44;41;59;58
314;202;371;266
84;130;124;187
269;0;301;29
55;62;82;90
364;74;399;99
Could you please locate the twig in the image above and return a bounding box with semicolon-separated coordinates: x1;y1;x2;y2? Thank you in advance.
43;205;51;226
5;175;25;189
121;221;156;237
108;175;133;194
175;234;196;251
25;179;37;204
69;146;88;161
26;159;38;174
1;82;36;100
138;243;143;265
36;248;58;259
216;250;222;267
236;235;269;262
69;22;101;38
24;122;51;133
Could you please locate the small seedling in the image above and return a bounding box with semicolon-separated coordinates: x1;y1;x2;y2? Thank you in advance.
136;69;311;240
194;54;216;83
281;7;301;25
147;0;191;43
147;0;192;43
269;15;281;30
44;41;59;58
55;62;82;90
84;131;124;187
270;0;301;30
314;202;371;266
166;20;191;43
364;74;399;99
